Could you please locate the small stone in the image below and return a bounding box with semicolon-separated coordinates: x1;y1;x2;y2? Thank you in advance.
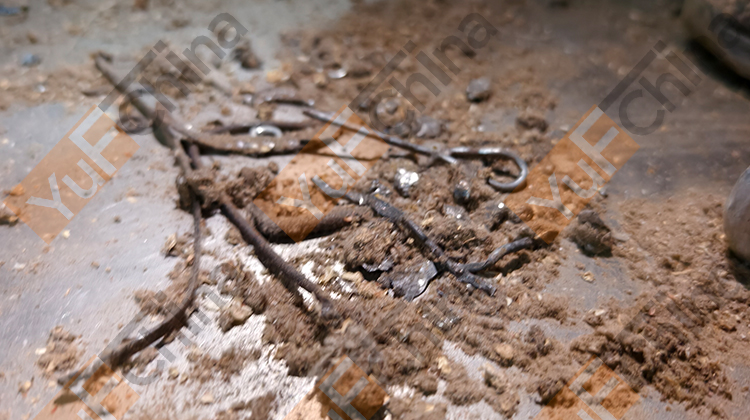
483;363;508;393
113;216;121;223
516;109;548;132
466;77;491;102
437;356;451;375
230;302;252;324
328;68;347;79
21;54;41;67
453;180;471;204
168;367;179;379
717;312;738;332
340;271;364;283
200;392;214;404
313;72;328;88
61;230;70;239
494;343;515;365
105;267;111;273
581;271;595;282
18;379;32;394
218;298;253;331
414;116;442;138
162;234;178;255
266;69;286;84
91;261;100;269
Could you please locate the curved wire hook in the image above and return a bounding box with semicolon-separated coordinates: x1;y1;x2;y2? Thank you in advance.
449;147;528;192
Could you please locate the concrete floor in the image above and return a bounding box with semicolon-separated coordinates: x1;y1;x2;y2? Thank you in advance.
0;0;748;419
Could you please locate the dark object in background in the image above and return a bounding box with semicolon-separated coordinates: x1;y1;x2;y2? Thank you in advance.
725;167;750;261
683;0;750;80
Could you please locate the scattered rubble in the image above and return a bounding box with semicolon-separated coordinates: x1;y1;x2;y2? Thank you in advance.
466;77;491;102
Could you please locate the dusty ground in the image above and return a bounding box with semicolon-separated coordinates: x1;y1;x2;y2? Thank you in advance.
1;0;749;419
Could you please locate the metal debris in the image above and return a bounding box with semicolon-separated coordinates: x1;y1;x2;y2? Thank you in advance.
250;125;282;138
394;168;420;197
443;205;468;220
453;180;471;204
362;258;394;273
449;147;528;192
369;179;392;197
387;259;438;301
327;68;348;79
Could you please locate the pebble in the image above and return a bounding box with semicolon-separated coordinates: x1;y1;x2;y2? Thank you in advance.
466;77;491;102
581;271;595;282
313;72;328;88
200;392;214;404
494;343;515;365
414;116;442;138
437;356;451;375
328;68;347;79
21;54;41;67
483;363;508;393
18;380;32;394
229;298;252;324
453;180;471;204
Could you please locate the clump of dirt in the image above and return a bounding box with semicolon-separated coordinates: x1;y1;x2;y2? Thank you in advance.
565;209;614;256
36;326;80;376
568;192;750;417
188;347;261;383
338;219;401;270
217;392;278;420
161;232;192;258
134;258;195;317
224;165;275;208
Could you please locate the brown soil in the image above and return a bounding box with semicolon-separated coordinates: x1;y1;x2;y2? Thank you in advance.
24;0;744;418
577;191;750;418
36;326;80;376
